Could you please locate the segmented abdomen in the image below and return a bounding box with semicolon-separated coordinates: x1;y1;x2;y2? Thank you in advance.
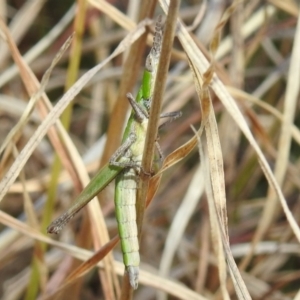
115;168;140;270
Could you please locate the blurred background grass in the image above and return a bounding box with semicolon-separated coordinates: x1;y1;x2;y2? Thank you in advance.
0;0;300;299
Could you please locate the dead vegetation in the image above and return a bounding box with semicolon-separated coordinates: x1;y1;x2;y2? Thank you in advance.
0;0;300;299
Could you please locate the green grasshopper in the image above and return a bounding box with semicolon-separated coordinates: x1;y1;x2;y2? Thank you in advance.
107;17;164;288
48;16;181;289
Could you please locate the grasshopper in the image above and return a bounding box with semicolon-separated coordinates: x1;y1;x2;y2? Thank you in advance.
48;16;181;289
107;16;163;289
